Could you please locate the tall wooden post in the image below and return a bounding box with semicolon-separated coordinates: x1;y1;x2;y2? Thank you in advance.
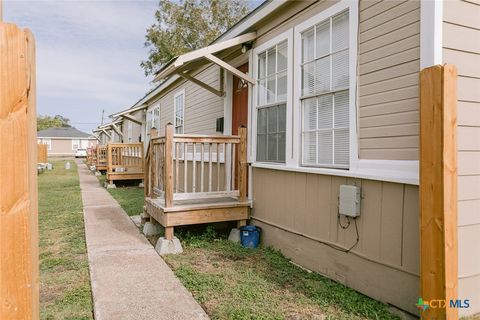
164;124;174;208
420;64;458;320
107;143;113;185
0;23;39;319
238;126;247;202
148;127;157;198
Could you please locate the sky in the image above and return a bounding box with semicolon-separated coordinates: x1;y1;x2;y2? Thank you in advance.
4;0;263;134
4;0;159;133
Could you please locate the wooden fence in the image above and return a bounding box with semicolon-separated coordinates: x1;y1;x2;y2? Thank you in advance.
0;22;39;319
420;64;458;319
96;144;108;170
37;143;47;163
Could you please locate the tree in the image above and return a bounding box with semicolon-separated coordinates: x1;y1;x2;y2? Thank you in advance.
37;115;71;131
141;0;249;76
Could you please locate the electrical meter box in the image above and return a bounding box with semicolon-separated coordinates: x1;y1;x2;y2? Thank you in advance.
339;185;361;217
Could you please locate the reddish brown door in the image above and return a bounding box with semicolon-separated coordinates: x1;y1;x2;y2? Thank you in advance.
232;63;249;191
232;63;249;134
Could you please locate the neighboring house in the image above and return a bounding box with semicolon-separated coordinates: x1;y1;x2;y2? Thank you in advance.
37;127;97;156
97;0;480;317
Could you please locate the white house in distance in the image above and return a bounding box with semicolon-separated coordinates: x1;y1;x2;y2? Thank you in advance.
37;127;97;157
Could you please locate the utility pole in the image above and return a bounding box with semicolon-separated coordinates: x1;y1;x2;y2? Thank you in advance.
101;109;104;126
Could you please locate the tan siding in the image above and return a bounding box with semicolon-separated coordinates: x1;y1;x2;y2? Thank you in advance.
358;0;420;160
147;65;223;135
453;19;480;297
252;167;419;315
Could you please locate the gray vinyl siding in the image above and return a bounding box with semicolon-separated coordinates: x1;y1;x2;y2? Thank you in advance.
148;65;224;135
443;0;480;316
358;0;420;160
251;168;419;315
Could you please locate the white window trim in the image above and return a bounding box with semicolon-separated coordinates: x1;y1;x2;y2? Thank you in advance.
249;1;419;185
41;138;52;151
173;89;186;134
294;1;358;170
251;28;294;166
72;139;80;150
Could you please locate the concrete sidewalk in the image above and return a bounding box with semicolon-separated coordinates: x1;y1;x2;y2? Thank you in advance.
76;160;208;320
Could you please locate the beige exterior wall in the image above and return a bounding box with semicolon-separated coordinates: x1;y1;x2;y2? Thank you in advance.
147;65;224;136
251;167;419;314
358;0;420;160
42;138;96;156
121;109;145;143
252;0;421;161
443;0;480;316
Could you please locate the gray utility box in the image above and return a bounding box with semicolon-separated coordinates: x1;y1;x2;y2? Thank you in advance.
339;185;361;217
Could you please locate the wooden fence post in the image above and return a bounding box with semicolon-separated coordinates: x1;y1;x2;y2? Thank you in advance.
0;23;39;319
238;126;247;202
149;127;157;198
164;124;174;208
420;64;458;320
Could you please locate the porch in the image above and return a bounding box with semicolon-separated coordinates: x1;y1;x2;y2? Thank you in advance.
106;143;144;185
95;144;108;171
86;146;96;167
144;124;249;240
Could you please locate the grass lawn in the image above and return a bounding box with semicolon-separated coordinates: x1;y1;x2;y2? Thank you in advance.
38;159;93;320
100;173;398;320
97;174;144;216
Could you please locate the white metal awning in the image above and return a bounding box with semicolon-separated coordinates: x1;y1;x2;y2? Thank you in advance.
153;32;257;96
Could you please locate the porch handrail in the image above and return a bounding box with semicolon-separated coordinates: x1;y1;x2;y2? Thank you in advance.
96;145;107;166
144;123;247;207
106;143;144;174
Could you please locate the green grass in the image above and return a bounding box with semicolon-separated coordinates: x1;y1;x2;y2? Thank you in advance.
38;159;93;320
163;228;399;320
95;168;398;319
96;174;144;216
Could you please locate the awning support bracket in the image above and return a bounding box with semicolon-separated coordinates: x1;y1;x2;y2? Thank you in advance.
121;114;142;125
204;53;255;84
111;123;124;138
179;72;224;97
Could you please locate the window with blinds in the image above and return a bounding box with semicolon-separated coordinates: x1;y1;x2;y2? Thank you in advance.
301;10;349;168
174;92;184;134
256;41;288;163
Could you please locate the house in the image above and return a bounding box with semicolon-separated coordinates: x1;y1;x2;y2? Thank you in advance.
37;127;97;156
98;0;480;317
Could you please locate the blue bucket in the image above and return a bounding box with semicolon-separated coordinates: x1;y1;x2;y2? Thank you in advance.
239;225;261;248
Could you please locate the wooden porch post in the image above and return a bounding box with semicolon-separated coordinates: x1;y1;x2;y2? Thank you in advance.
238;126;247;202
420;64;458;320
147;127;158;198
164;124;174;208
107;143;113;185
0;23;39;319
164;124;174;240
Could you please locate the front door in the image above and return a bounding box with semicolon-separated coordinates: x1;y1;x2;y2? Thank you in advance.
231;63;249;134
231;63;249;190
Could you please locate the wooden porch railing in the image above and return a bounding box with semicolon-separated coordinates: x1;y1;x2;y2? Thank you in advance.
96;144;107;169
86;146;96;166
107;143;144;175
145;124;247;207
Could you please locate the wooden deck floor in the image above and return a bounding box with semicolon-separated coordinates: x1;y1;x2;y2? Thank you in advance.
145;196;249;228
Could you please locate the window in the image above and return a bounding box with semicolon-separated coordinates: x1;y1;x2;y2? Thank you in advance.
72;139;80;150
300;10;350;168
127;121;133;142
146;105;160;139
41;138;51;150
174;90;185;134
255;41;288;163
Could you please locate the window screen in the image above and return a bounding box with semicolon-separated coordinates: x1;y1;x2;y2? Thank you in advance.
256;40;288;163
301;10;349;168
